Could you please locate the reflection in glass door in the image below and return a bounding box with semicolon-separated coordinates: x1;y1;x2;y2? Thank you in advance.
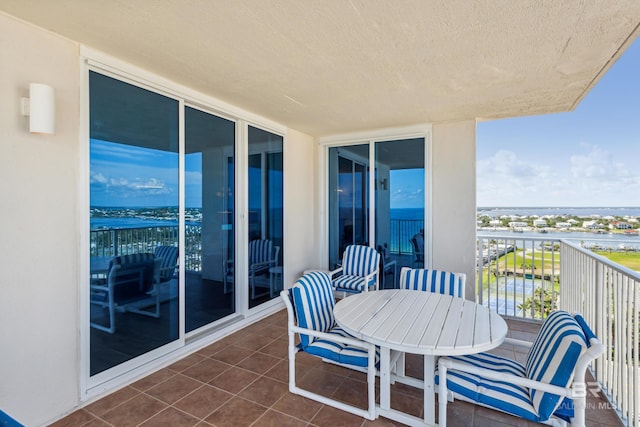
247;126;283;308
328;145;370;269
89;71;180;375
184;107;235;332
375;138;425;289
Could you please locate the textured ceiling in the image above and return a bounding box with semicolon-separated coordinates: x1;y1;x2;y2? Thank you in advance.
2;0;640;137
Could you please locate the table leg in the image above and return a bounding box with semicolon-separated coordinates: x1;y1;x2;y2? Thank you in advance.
424;355;435;425
380;346;391;411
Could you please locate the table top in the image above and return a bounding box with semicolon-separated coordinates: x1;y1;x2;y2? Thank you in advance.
334;289;508;356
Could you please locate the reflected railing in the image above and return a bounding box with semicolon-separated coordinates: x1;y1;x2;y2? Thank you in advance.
90;225;202;271
389;219;424;255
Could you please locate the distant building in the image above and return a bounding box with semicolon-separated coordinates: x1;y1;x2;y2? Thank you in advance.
611;221;633;230
508;221;527;228
533;219;547;227
556;222;571;228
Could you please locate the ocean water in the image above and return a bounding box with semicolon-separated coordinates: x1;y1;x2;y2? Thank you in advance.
478;206;640;218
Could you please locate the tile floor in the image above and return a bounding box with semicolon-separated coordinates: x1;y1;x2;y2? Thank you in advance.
51;312;623;426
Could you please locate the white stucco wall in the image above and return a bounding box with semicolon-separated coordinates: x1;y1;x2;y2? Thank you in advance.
284;129;319;284
0;13;81;426
431;121;477;299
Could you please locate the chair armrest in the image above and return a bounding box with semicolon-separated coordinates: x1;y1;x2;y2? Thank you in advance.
328;267;343;278
439;357;575;398
291;324;376;353
502;337;534;349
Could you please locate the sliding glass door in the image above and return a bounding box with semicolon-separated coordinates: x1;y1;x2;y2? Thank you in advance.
89;71;180;375
184;107;235;332
247;126;283;308
328;138;426;286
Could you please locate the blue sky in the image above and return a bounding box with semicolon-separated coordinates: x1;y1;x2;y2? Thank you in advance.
477;37;640;207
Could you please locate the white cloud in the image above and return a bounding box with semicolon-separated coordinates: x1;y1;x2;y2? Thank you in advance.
477;145;640;206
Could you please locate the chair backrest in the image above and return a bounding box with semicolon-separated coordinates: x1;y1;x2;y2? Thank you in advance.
411;233;424;255
108;253;156;297
249;239;274;264
342;245;380;277
154;245;178;281
399;267;465;298
290;271;335;348
525;310;589;420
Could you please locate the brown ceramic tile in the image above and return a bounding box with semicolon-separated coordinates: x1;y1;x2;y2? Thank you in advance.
233;332;277;351
209;366;260;394
310;404;366;426
130;369;177;392
237;375;289;407
145;373;203;404
84;386;140;417
264;358;289;383
173;384;233;419
168;353;208;373
253;409;308;427
204;396;267;427
272;393;323;422
474;405;530;427
297;367;345;397
82;418;113;427
209;344;255;365
331;376;370;409
236;351;281;375
138;406;200;426
48;409;96;427
101;393;168;427
258;339;288;358
258;322;288;339
181;358;232;383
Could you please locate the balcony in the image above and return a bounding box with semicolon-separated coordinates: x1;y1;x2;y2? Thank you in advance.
76;229;639;425
52;312;622;427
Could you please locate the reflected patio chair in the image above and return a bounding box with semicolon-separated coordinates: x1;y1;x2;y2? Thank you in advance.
127;245;179;318
437;310;605;427
281;271;377;420
330;245;380;296
90;253;156;334
248;239;280;299
410;232;424;267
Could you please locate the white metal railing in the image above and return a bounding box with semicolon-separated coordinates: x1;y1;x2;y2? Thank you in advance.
477;234;561;320
561;240;640;427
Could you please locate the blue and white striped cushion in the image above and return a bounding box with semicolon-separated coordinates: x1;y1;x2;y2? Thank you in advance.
154;245;178;281
333;275;376;293
399;268;463;297
249;239;273;264
342;245;380;278
436;353;541;422
525;311;588;420
291;272;335;348
306;325;380;368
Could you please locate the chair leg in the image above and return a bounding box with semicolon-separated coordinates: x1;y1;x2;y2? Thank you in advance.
438;363;448;427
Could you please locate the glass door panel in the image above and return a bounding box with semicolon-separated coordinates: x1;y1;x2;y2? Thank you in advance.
328;145;370;269
375;138;425;288
184;107;235;332
247;126;283;308
89;71;179;375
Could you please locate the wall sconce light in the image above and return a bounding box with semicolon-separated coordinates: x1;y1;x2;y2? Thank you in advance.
21;83;56;135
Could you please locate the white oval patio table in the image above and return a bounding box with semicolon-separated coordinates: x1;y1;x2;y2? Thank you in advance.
334;289;508;427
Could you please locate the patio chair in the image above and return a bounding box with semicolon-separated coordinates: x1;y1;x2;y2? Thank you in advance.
90;253;156;333
398;267;466;298
281;271;378;420
395;267;466;376
437;310;605;427
330;245;380;296
410;233;424;267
